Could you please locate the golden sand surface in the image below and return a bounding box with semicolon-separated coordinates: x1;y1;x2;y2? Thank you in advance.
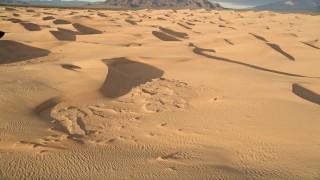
0;6;320;179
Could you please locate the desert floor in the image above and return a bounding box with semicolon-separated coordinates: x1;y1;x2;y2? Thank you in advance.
0;6;320;179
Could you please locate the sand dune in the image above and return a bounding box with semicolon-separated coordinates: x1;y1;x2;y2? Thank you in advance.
0;6;320;179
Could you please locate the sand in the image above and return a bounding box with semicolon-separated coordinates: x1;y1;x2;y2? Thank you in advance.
0;6;320;179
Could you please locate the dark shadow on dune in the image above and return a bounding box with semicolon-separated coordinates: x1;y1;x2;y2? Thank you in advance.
152;31;180;41
177;23;192;30
43;16;55;21
78;15;91;19
100;57;164;98
0;40;50;64
34;57;164;114
249;33;268;42
224;39;234;45
193;45;216;53
33;59;161;143
19;140;67;149
189;43;306;78
301;42;320;50
34;97;62;115
97;13;108;17
5;7;16;11
159;27;188;39
43;12;56;15
20;22;41;31
50;24;102;41
219;25;236;30
26;9;35;13
53;19;71;25
292;83;320;105
250;33;295;61
72;23;102;35
125;19;137;25
186;22;195;26
50;28;77;41
266;43;295;61
0;31;4;39
6;18;41;31
7;18;23;23
61;64;82;71
12;13;20;17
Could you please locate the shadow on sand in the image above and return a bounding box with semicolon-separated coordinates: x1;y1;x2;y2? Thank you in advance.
34;57;164;114
189;43;306;78
0;40;50;64
292;83;320;105
0;31;4;39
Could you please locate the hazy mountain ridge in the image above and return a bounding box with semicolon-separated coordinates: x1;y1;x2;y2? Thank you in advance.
1;0;98;6
254;0;320;11
214;0;277;6
103;0;222;9
1;0;223;9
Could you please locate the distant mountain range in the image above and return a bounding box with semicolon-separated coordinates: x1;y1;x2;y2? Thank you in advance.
1;0;99;6
1;0;319;12
1;0;223;9
215;0;276;7
103;0;222;9
254;0;320;12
